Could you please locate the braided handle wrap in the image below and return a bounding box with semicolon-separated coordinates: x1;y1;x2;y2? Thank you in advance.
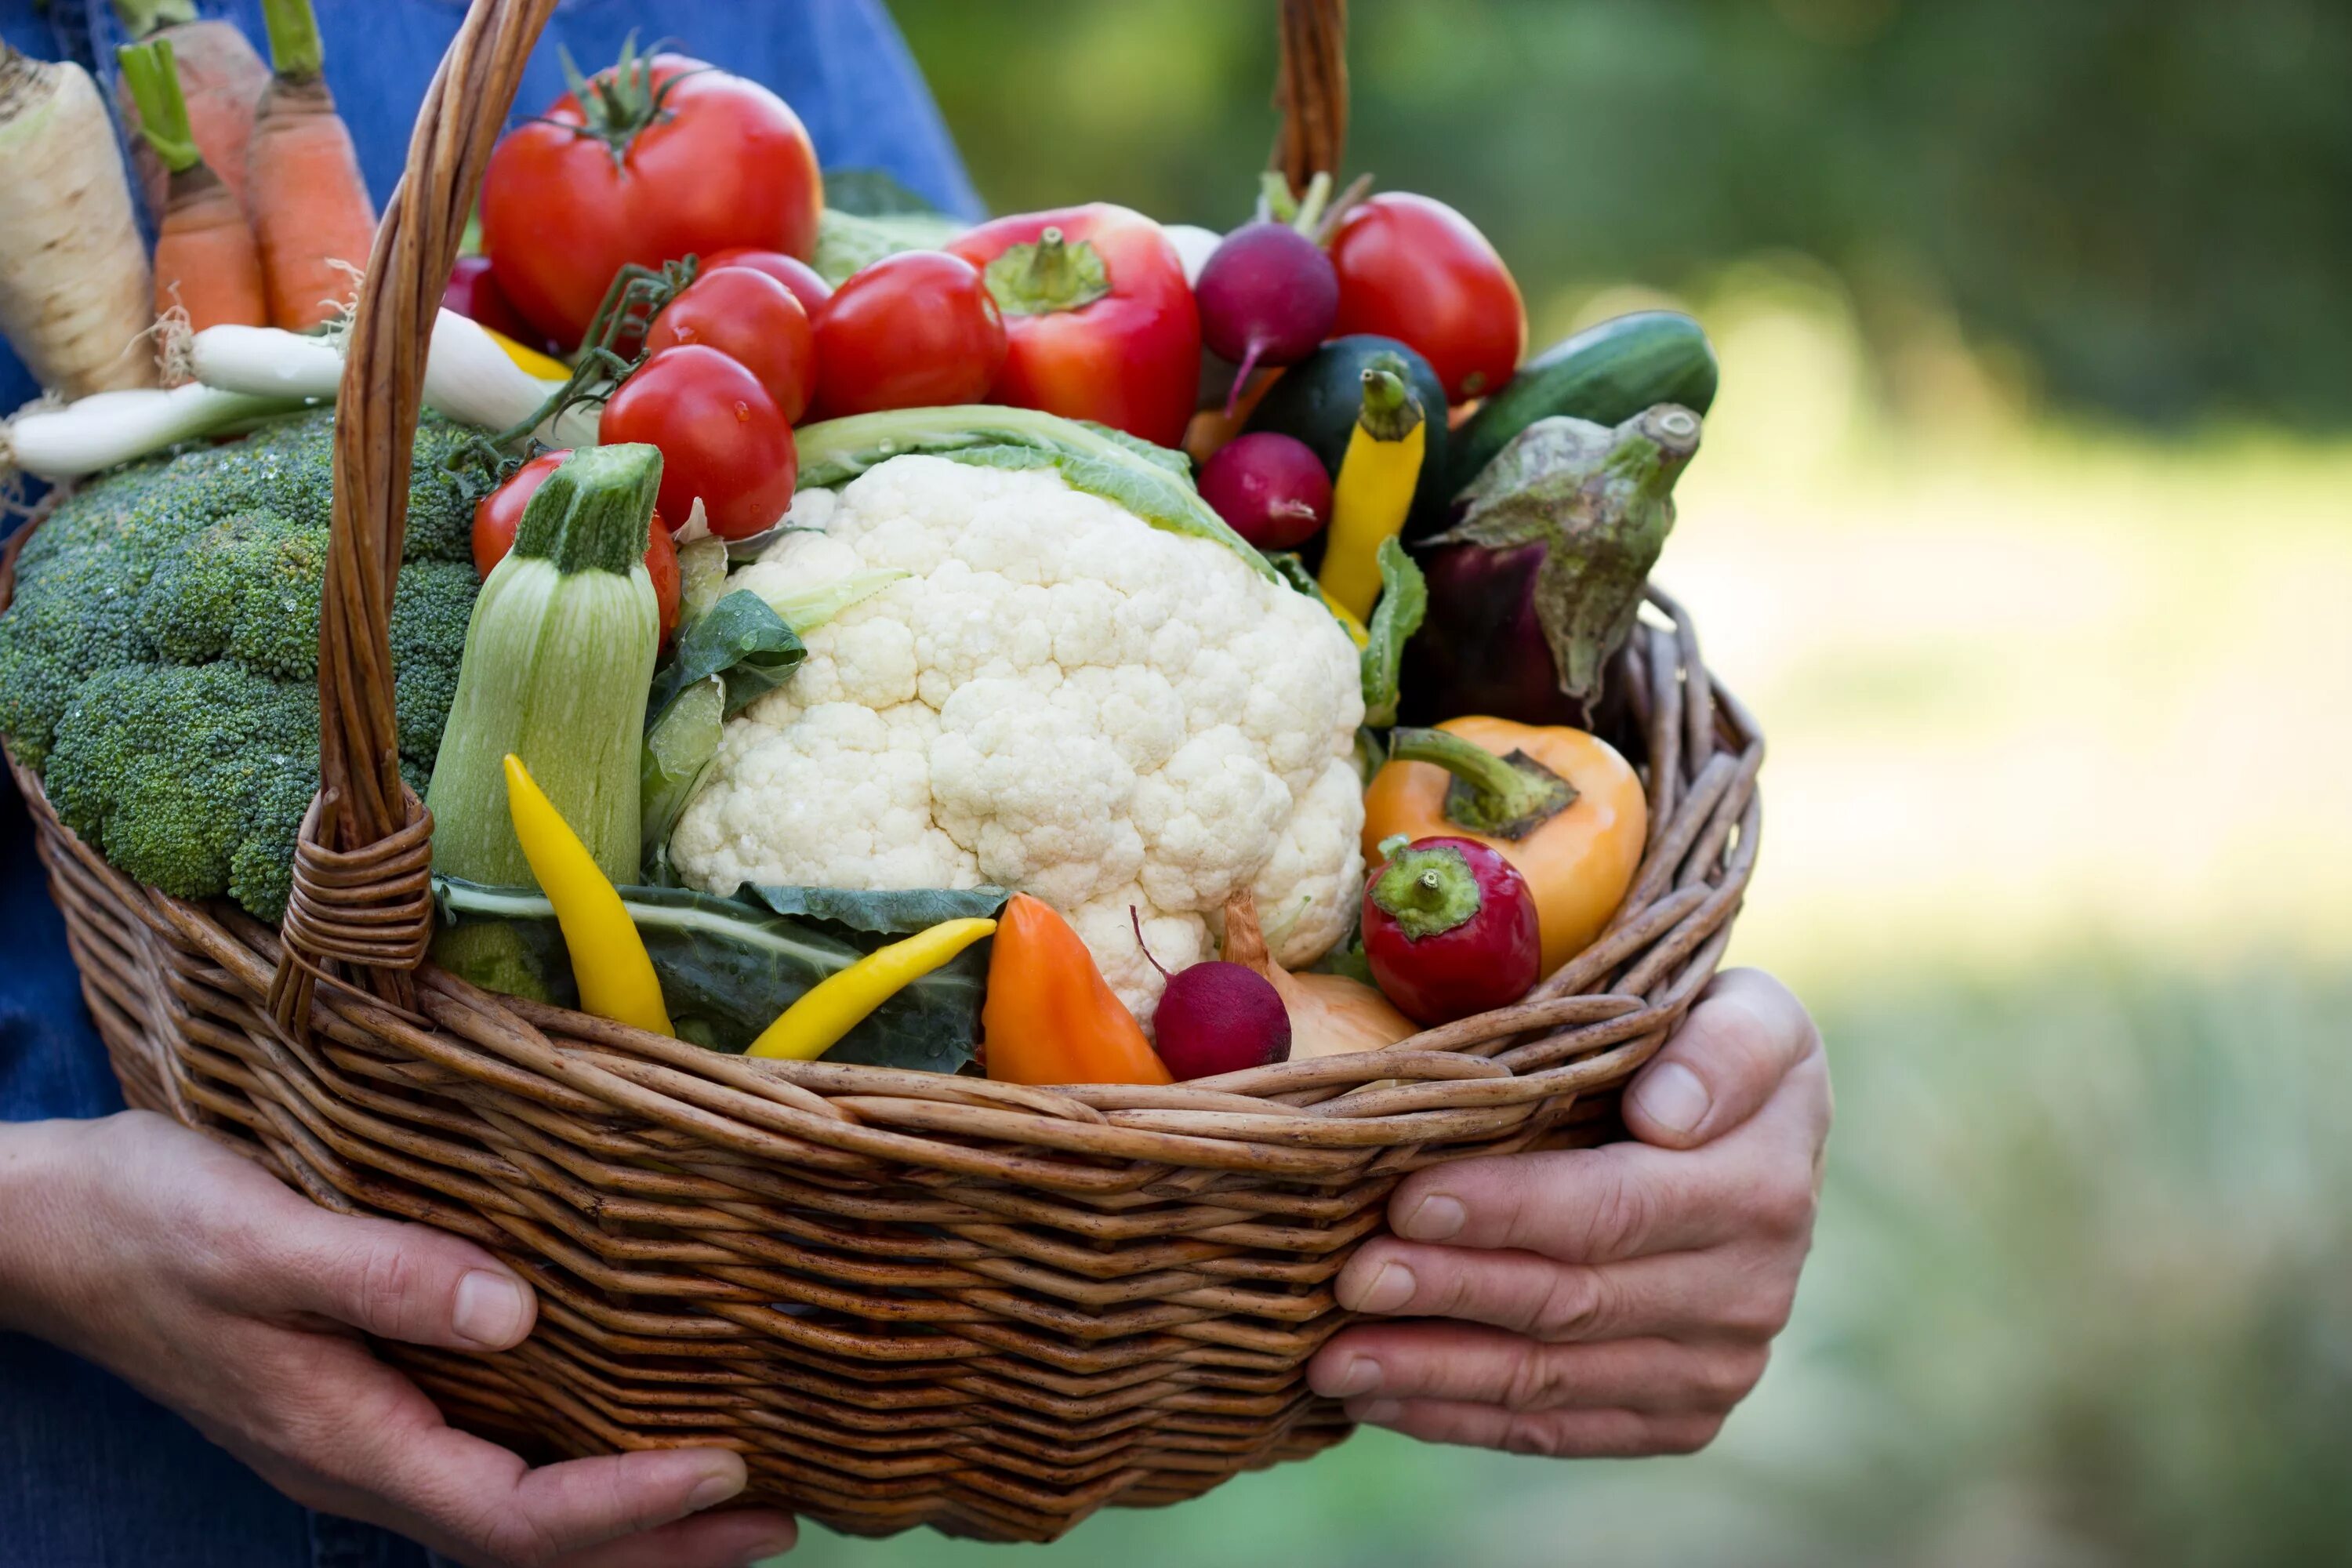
274;0;557;1024
1271;0;1347;197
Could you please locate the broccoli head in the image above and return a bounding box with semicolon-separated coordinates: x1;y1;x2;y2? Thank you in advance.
136;510;332;681
2;408;494;918
390;557;479;771
43;663;318;919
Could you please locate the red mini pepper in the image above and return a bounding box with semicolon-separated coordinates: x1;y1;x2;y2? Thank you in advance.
948;202;1202;449
1361;834;1541;1025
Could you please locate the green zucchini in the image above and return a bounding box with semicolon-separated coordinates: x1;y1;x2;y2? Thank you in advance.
1447;311;1718;497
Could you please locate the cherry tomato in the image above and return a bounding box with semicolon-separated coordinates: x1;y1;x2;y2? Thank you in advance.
810;251;1006;419
1329;192;1526;404
481;51;824;349
946;204;1200;448
701;246;833;318
644;265;816;423
471;451;681;641
600;344;797;540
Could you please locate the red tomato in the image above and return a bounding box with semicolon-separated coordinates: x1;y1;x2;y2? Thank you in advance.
600;345;797;540
810;252;1006;418
481;51;823;349
471;451;681;641
644;266;816;423
701;246;833;318
1329;192;1526;404
946;204;1200;448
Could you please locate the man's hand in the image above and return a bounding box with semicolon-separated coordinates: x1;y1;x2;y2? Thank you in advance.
0;1112;796;1568
1307;969;1829;1457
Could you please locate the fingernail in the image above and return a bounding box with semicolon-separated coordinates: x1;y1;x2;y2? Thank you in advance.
451;1270;531;1348
1351;1260;1416;1314
1319;1355;1381;1399
1398;1192;1466;1240
1349;1399;1403;1425
1632;1060;1711;1136
688;1466;747;1512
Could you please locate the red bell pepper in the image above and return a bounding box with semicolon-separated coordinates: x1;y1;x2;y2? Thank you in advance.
948;203;1201;449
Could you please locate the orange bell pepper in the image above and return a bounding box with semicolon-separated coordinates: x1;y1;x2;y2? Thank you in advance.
1362;717;1647;976
982;894;1172;1086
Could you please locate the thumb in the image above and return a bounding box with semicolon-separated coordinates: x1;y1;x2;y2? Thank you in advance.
1623;968;1820;1150
228;1202;538;1352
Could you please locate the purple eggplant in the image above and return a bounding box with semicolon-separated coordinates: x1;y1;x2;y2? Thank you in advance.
1402;405;1701;727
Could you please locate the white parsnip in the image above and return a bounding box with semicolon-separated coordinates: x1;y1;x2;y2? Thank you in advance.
0;44;158;398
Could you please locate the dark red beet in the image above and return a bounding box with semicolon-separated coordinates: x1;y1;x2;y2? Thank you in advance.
1199;432;1331;550
1131;909;1291;1079
1195;220;1338;416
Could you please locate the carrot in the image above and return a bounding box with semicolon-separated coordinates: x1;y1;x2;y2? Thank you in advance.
118;41;267;334
110;4;268;220
245;0;376;330
0;41;157;397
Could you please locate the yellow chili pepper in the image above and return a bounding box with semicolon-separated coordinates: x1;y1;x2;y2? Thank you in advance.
746;916;1000;1061
483;325;571;382
502;753;673;1036
1318;357;1428;623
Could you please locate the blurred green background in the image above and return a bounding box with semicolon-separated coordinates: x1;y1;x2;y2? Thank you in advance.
781;2;2352;1563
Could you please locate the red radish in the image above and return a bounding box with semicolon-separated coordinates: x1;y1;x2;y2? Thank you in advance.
1131;909;1290;1079
443;256;550;350
1198;431;1331;550
1195;220;1338;416
1361;835;1540;1025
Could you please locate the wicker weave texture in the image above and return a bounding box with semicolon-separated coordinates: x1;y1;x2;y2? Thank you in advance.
0;0;1763;1542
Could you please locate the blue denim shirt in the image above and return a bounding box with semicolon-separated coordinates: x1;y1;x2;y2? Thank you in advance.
0;5;974;1561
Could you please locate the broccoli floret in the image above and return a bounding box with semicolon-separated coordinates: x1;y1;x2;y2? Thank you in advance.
390;558;479;769
405;414;499;565
44;663;317;919
136;510;332;681
2;408;492;919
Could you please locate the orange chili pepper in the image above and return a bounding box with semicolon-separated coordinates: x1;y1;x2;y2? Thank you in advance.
982;894;1172;1086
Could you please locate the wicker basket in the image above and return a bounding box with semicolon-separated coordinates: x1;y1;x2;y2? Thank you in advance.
0;0;1762;1544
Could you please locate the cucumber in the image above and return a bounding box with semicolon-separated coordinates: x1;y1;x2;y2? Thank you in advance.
1244;335;1452;535
1447;311;1719;497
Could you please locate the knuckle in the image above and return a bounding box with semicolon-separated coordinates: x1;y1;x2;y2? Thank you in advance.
1581;1160;1657;1260
475;1508;563;1568
1745;1170;1819;1243
1499;1414;1581;1459
1497;1346;1573;1413
1722;1278;1799;1342
1695;1346;1770;1409
1655;1414;1726;1456
1530;1265;1615;1341
351;1234;430;1332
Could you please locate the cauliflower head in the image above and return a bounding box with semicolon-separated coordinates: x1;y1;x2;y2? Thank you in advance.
669;455;1366;1018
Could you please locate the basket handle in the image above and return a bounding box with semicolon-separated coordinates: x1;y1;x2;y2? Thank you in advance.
1270;0;1348;198
275;0;557;1022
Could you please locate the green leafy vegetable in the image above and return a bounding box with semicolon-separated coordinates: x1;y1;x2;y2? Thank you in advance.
811;205;965;288
640;672;723;872
647;589;804;722
793;404;1279;583
434;877;1008;1070
1359;538;1427;728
